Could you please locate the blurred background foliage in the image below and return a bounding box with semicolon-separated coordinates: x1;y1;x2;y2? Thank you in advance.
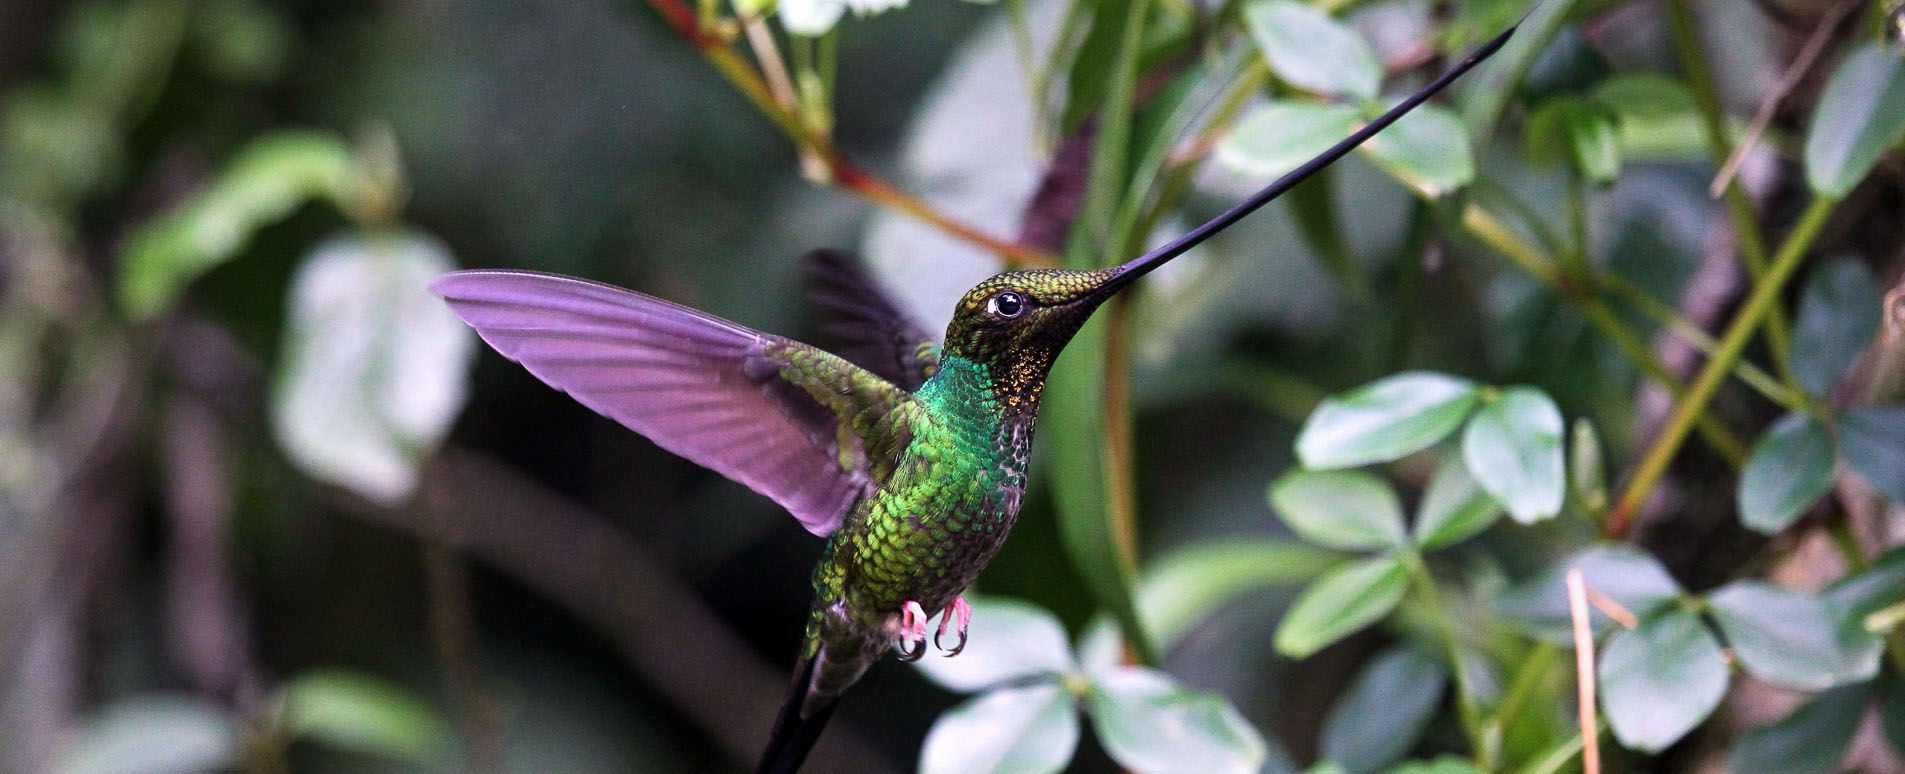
4;0;1905;771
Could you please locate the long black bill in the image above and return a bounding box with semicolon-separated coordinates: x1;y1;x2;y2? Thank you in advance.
1094;20;1521;297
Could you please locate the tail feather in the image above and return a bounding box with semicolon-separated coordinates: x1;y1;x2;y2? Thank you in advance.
756;655;838;774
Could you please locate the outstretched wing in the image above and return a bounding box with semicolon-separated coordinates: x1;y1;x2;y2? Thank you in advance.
432;270;914;536
802;250;940;392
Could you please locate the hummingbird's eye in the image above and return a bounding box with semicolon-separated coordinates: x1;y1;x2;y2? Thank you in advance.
988;291;1026;319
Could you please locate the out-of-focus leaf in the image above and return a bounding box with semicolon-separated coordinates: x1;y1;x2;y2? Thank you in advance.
1589;71;1707;160
1319;646;1447;773
271;230;474;506
1360;105;1476;197
1826;546;1905;619
1837;406;1905;505
1215;102;1363;182
919;684;1078;774
1707;582;1881;691
1135;539;1344;649
280;669;449;761
1268;469;1407;551
1087;667;1268;774
1386;757;1480;774
1806;43;1905;198
1883;673;1905;759
193;0;292;83
1790;259;1881;396
53;695;237;774
118;131;363;320
1413;452;1503;550
1738;413;1834;533
912;595;1077;692
1498;544;1681;641
1295;371;1479;468
1240;0;1380;99
1728;683;1867;774
1461;387;1565;523
1570;417;1607;514
1598;607;1728;753
1525;97;1621;183
1275;554;1408;658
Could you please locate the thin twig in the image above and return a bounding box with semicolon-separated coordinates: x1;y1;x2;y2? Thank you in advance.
1583;584;1638;630
1566;570;1602;774
1710;0;1860;198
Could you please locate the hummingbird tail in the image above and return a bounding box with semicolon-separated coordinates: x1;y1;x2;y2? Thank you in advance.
756;655;838;774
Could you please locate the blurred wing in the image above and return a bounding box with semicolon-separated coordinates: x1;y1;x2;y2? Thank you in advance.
802;249;940;392
432;269;914;536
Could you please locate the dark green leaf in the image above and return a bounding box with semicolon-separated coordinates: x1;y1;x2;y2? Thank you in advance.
1319;647;1447;773
1729;684;1868;774
1386;757;1480;774
53;695;237;774
1088;667;1268;774
1807;43;1905;198
1295;371;1480;468
1525;97;1621;183
1215;102;1363;182
1268;469;1407;551
1883;673;1905;759
1707;582;1880;691
1275;555;1409;658
280;669;450;761
1498;545;1682;641
919;684;1079;774
1461;387;1565;523
1738;413;1835;533
1790;259;1881;397
1134;539;1345;651
1413;452;1503;550
1360;104;1476;197
913;595;1077;693
1838;406;1905;505
1240;0;1380;99
1598;607;1728;753
1825;546;1905;620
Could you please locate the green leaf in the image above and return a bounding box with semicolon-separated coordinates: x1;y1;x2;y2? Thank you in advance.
1295;371;1480;469
912;595;1078;693
1737;412;1835;533
1590;72;1706;160
270;230;475;506
1525;97;1621;183
1135;539;1345;650
1360;104;1476;197
1461;387;1565;523
1883;673;1905;759
1319;646;1447;774
280;669;450;761
53;695;237;774
1087;667;1268;774
1240;0;1380;99
1706;581;1881;691
1728;684;1868;774
1498;545;1682;641
1790;259;1882;397
1837;406;1905;505
1215;102;1363;182
919;684;1079;774
1412;452;1503;550
118;131;363;320
1268;469;1408;551
1598;607;1728;753
1806;43;1905;198
1570;417;1608;514
1275;554;1409;658
1385;756;1480;774
1825;546;1905;620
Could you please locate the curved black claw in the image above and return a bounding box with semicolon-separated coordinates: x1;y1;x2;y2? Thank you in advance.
935;627;968;657
897;637;927;662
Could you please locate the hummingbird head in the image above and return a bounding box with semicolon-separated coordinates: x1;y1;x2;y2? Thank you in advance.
940;266;1137;415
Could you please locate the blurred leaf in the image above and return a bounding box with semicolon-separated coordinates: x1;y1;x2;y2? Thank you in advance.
1706;581;1880;691
1319;646;1447;773
1414;452;1503;550
270;230;474;506
1737;412;1834;533
1884;673;1905;759
1790;259;1881;396
1241;0;1380;99
1598;607;1728;753
1135;539;1345;649
1087;667;1268;774
118;130;363;320
1295;371;1479;468
1058;0;1137;132
1461;387;1565;523
1275;554;1408;658
1728;683;1867;774
1589;72;1705;160
1837;406;1905;505
913;595;1078;692
193;0;292;83
1825;546;1905;619
1215;102;1362;182
280;669;450;761
1386;756;1480;774
1268;469;1407;551
1806;43;1905;198
919;683;1079;774
1525;97;1621;183
1498;544;1682;641
53;695;237;774
1570;417;1607;514
1360;105;1476;197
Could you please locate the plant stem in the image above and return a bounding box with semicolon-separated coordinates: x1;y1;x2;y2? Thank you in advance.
1400;549;1487;764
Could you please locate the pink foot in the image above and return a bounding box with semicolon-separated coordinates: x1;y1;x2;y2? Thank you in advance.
897;601;929;662
935;596;971;657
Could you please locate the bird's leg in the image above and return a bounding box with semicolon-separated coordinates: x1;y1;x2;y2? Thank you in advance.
934;596;971;657
897;601;929;662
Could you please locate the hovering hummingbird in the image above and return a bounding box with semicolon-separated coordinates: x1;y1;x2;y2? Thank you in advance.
432;22;1514;774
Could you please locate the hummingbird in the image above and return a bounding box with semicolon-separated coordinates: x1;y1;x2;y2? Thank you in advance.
431;22;1514;774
